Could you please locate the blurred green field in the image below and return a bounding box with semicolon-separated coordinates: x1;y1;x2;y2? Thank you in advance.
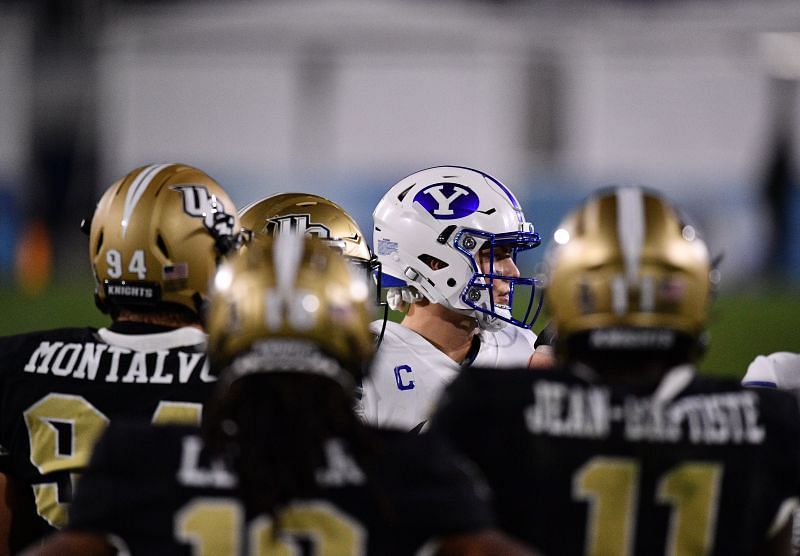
700;290;800;377
1;283;798;380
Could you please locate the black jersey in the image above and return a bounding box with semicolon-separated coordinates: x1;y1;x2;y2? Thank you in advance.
0;322;215;543
429;365;800;556
68;421;494;555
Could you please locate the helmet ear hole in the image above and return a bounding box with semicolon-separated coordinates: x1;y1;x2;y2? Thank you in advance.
156;234;170;259
94;231;104;255
418;254;448;271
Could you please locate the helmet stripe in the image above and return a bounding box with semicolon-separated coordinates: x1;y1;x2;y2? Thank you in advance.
273;231;305;296
121;163;173;238
616;186;645;283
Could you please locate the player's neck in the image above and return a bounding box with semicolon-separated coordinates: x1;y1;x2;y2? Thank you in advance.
115;309;204;331
401;301;478;363
570;357;680;394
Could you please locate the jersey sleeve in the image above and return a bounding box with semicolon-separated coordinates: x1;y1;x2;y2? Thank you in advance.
743;355;780;388
522;327;537;352
427;367;485;457
380;431;495;537
0;334;29;476
68;421;173;535
0;336;14;475
0;353;8;475
759;388;800;535
533;321;556;349
743;352;800;391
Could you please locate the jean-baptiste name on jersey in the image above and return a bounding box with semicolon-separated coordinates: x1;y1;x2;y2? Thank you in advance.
525;381;765;445
23;341;215;384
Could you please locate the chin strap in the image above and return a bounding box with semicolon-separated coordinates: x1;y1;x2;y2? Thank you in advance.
385;287;424;311
374;304;389;348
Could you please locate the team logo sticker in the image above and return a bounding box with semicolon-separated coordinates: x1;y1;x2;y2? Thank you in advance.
266;213;331;239
413;183;480;220
172;185;236;239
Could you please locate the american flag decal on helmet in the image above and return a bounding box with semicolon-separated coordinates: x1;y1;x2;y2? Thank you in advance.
163;263;189;281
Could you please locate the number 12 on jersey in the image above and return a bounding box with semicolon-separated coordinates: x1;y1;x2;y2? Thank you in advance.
573;457;722;556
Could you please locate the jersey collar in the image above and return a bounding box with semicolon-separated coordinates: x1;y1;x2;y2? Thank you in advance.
97;326;207;352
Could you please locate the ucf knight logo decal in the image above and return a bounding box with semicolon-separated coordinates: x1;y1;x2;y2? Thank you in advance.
172;185;236;239
266;214;332;240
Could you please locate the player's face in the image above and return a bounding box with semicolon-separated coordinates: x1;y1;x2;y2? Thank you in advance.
478;245;519;307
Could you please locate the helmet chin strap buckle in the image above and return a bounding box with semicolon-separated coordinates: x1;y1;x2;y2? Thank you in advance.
403;267;420;281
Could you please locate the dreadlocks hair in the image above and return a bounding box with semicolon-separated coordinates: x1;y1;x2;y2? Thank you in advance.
202;372;375;524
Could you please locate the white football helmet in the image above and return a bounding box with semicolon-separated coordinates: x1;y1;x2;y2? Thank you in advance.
373;165;543;331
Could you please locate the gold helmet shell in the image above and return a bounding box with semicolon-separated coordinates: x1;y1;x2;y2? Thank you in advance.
239;193;372;265
89;163;242;316
545;186;712;354
206;234;374;388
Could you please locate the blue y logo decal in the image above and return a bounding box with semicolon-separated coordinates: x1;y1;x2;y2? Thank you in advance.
413;183;480;220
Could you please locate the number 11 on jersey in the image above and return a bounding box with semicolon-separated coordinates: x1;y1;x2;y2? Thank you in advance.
573;456;722;556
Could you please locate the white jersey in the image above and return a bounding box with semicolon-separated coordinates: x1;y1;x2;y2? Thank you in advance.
742;352;800;392
359;320;537;431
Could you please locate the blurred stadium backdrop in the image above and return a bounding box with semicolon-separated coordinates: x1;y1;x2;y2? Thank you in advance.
1;0;799;378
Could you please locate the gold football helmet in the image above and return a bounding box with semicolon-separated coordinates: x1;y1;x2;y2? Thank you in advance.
239;193;375;269
206;234;374;388
545;186;713;357
89;163;242;316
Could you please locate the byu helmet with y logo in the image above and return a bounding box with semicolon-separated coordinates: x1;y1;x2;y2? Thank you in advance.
373;165;542;331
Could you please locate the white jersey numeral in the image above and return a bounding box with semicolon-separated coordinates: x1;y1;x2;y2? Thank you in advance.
105;249;148;280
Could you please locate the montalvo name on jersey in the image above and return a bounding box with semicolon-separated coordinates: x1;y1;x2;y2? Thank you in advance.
22;340;213;384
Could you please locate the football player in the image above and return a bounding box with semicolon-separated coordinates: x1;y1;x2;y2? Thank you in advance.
430;186;800;555
360;166;553;431
27;234;534;555
0;164;243;551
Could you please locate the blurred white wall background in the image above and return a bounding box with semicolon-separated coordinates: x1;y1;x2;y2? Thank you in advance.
2;0;800;285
